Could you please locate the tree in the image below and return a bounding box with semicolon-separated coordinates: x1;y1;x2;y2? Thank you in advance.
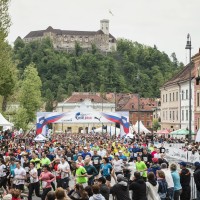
19;64;42;122
45;89;54;111
152;119;160;131
13;107;29;131
0;0;11;39
0;44;17;111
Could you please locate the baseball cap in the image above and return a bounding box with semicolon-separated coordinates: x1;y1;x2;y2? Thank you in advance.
119;150;122;153
194;162;200;167
83;147;87;150
178;161;187;167
152;158;158;163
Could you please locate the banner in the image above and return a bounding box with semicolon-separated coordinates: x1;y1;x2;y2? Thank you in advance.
164;143;200;163
36;111;129;135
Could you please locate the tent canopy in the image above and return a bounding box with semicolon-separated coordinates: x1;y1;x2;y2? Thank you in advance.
156;129;170;134
0;113;13;126
94;126;120;136
134;121;151;134
170;129;195;135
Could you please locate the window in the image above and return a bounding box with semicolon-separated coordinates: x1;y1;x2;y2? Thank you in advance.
166;94;167;102
141;113;144;118
173;93;174;101
182;110;184;121
163;94;165;102
163;111;165;120
166;111;168;120
172;111;175;120
170;93;171;101
147;121;150;127
186;90;188;99
170;111;171;120
176;92;178;101
147;113;150;118
182;90;184;100
186;110;188;121
197;92;200;107
85;37;89;42
176;111;178;121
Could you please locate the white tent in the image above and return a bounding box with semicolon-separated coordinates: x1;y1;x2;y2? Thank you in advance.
94;125;120;136
196;129;200;142
134;121;151;134
0;113;13;126
34;134;47;142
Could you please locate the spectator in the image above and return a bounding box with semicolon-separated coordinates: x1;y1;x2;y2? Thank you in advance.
193;162;200;200
157;170;168;200
110;174;131;200
129;171;147;200
161;163;174;200
146;172;160;200
170;164;182;200
97;177;109;200
55;187;71;200
46;191;55;200
89;185;105;200
179;162;191;200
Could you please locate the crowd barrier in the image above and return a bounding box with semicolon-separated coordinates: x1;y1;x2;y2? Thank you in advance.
157;143;200;164
163;143;198;200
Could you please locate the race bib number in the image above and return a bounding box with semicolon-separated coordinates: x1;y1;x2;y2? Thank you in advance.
42;181;47;188
140;172;143;176
143;157;147;162
94;160;99;165
68;157;71;161
134;153;137;157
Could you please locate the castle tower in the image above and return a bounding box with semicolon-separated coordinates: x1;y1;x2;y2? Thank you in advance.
100;19;109;35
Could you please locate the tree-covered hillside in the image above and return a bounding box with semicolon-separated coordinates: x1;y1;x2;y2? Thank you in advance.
13;37;183;105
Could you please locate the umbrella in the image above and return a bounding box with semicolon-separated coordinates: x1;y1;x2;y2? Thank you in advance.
170;129;195;135
156;129;170;134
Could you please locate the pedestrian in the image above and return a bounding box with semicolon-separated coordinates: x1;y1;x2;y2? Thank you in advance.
110;174;131;200
160;163;174;200
135;156;147;181
178;162;191;200
129;171;147;200
193;162;200;200
89;185;105;200
97;177;110;200
157;170;168;200
170;164;182;200
146;172;160;200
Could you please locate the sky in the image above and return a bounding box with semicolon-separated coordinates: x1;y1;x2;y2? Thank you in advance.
8;0;200;64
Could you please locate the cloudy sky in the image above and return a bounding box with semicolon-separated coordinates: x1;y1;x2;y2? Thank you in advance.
8;0;200;63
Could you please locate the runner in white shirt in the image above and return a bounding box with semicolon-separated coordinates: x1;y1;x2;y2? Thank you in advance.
58;157;70;191
0;159;8;193
14;160;26;191
112;155;124;182
28;162;41;200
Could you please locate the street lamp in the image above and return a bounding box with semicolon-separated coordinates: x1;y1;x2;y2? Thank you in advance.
185;34;192;143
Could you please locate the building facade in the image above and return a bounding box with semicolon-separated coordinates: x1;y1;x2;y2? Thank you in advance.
193;49;200;131
54;92;115;132
113;93;156;131
160;64;195;132
23;19;116;52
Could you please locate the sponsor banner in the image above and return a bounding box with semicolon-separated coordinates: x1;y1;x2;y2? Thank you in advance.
36;111;129;134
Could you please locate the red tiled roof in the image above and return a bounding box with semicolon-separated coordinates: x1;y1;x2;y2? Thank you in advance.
162;63;195;87
64;92;109;103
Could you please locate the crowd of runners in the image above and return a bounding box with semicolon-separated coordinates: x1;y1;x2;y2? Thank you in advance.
0;131;199;200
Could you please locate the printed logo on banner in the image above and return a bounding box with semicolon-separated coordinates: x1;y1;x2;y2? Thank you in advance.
75;112;93;120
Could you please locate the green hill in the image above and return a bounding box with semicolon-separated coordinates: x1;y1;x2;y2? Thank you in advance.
13;37;183;103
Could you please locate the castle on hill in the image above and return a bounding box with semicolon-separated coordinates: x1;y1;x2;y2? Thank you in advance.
23;19;117;52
